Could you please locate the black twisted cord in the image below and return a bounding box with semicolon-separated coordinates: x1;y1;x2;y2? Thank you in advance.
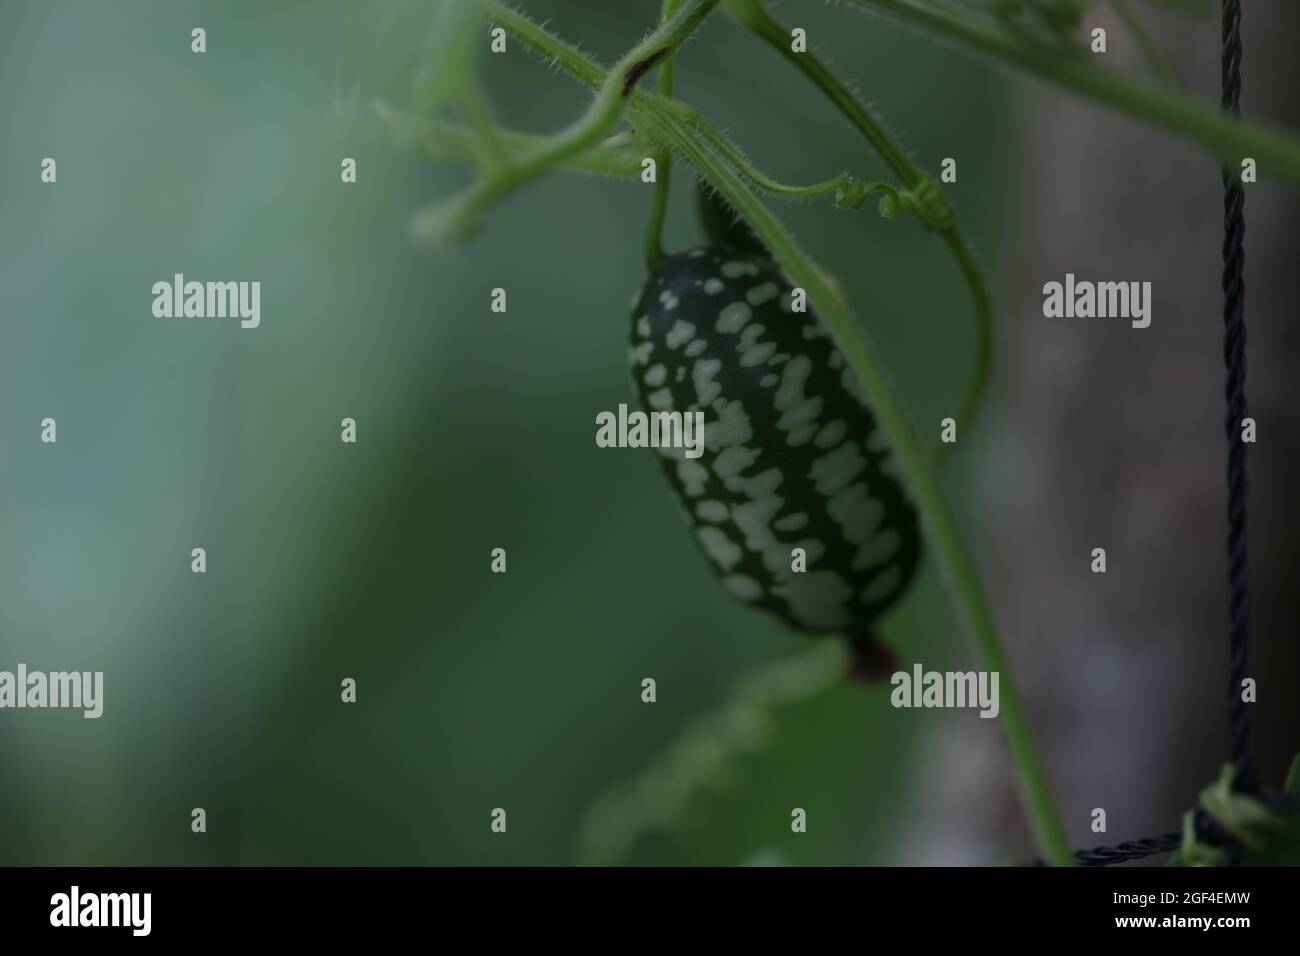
1071;832;1182;867
1218;0;1257;798
1034;2;1257;868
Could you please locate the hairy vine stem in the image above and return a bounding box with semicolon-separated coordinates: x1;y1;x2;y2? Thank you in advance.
665;101;879;204
377;104;648;178
474;0;1075;866
722;0;991;453
844;0;1300;183
415;0;722;242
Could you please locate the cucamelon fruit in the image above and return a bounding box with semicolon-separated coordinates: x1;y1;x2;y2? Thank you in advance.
629;245;921;671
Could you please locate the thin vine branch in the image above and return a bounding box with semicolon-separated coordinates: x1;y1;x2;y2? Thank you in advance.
661;101;870;203
475;0;1075;867
722;0;992;453
415;0;722;243
377;103;647;178
844;0;1300;184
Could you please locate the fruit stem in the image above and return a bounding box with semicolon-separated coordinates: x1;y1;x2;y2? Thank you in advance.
644;0;686;271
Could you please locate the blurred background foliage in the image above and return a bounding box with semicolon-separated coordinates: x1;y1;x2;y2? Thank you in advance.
0;0;999;865
5;0;1291;866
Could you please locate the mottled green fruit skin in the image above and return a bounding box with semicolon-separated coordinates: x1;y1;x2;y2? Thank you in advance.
629;245;920;635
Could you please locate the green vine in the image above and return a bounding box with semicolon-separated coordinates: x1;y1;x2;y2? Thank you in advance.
386;0;1300;867
845;0;1300;183
469;0;1075;867
411;0;723;244
577;643;847;866
1177;763;1300;866
644;0;685;270
721;0;990;450
376;104;648;179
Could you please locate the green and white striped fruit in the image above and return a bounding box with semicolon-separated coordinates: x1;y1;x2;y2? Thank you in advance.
629;245;920;649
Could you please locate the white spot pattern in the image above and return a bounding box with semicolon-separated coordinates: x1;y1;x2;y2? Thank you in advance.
716;302;751;335
666;320;695;349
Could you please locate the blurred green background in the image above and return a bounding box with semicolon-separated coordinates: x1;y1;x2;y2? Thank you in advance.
0;0;1049;865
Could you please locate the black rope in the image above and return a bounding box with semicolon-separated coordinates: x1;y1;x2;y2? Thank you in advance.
1071;832;1182;867
1218;0;1256;798
1035;1;1257;867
